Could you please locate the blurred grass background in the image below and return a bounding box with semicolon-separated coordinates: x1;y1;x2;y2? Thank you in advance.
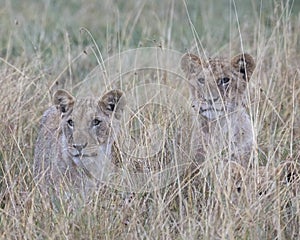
0;0;299;239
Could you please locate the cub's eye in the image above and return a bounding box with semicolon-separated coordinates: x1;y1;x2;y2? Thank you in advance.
197;78;205;84
92;119;101;126
67;119;74;127
218;77;230;86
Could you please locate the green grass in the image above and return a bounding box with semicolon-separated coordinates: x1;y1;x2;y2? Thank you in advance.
0;0;300;239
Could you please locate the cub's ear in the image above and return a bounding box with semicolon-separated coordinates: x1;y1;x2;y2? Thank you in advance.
180;53;202;76
53;89;75;113
231;53;255;81
99;89;126;120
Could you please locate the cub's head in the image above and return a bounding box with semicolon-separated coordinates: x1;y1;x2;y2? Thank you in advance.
181;53;255;119
53;89;126;163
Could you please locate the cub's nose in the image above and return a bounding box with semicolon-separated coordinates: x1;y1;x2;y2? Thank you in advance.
72;143;88;153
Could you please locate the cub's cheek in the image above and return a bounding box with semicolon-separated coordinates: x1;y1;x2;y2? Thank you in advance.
93;126;107;143
62;125;73;142
97;136;107;144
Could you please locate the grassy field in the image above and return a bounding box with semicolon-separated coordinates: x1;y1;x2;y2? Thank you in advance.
0;0;300;239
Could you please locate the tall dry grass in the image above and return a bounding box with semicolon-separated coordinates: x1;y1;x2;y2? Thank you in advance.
0;0;299;239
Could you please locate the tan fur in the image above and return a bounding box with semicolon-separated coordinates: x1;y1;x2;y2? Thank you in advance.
33;89;126;194
181;53;256;167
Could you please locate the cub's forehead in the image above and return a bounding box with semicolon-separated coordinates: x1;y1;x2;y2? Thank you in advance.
199;58;232;76
207;58;229;68
203;58;230;70
71;98;103;118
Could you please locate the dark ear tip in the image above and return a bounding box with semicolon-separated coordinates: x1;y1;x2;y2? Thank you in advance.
109;89;125;105
180;53;201;73
112;89;124;98
53;89;75;113
53;89;73;101
53;89;64;102
99;89;126;117
231;53;256;80
234;53;255;67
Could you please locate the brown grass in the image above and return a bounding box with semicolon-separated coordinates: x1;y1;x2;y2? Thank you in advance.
0;0;299;239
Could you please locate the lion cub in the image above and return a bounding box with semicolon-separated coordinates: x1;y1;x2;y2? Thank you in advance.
181;53;255;167
33;89;126;194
